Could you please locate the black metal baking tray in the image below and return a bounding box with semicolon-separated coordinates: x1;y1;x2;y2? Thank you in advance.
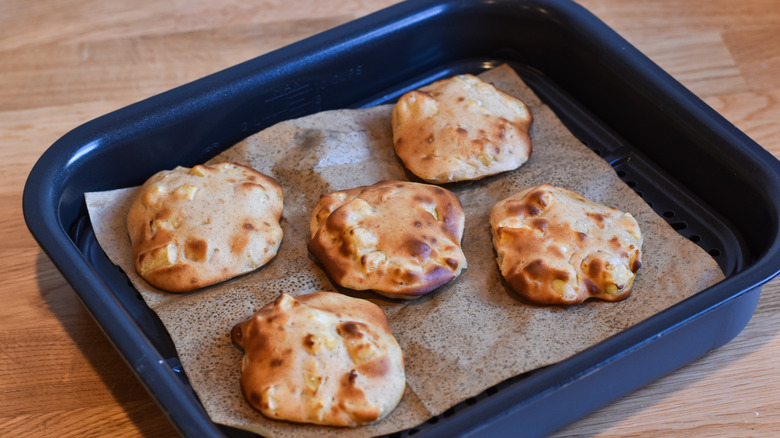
23;0;780;437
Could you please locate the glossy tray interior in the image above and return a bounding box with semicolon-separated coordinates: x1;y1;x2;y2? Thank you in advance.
24;0;780;437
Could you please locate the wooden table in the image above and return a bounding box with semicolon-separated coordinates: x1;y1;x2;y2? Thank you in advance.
2;0;778;436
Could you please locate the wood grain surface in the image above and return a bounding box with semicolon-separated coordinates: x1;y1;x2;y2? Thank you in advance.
1;0;778;437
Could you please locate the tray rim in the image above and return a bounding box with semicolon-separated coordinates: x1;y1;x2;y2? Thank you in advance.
22;0;780;436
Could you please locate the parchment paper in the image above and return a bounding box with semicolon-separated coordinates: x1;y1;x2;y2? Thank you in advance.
85;65;724;437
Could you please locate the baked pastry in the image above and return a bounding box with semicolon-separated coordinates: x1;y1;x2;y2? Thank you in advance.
308;180;466;299
490;184;642;305
126;162;283;292
391;73;533;183
231;292;406;427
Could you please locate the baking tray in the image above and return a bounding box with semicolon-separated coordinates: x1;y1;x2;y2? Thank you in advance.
22;0;780;436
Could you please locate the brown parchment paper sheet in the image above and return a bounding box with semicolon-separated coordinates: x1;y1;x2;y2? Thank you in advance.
85;65;725;437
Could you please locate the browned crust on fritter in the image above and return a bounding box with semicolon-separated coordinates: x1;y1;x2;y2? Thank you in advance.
231;292;406;427
489;184;643;306
307;181;466;299
127;162;283;292
391;74;533;183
